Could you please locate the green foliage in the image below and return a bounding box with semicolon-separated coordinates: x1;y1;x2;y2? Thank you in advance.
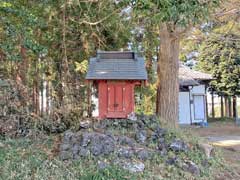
0;0;132;117
128;0;220;123
197;33;240;96
75;60;88;73
0;0;47;60
135;83;157;115
131;0;220;26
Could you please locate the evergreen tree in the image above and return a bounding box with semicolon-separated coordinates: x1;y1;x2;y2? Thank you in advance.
129;0;220;127
0;0;131;117
198;33;240;97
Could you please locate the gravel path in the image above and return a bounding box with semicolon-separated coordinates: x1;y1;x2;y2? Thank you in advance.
207;136;240;151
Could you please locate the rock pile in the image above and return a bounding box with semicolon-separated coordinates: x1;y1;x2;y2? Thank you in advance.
59;115;207;175
60;131;153;162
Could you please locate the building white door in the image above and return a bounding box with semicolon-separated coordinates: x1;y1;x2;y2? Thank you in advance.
179;92;191;124
193;95;205;121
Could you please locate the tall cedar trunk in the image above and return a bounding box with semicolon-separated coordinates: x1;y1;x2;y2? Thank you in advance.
32;83;36;112
211;91;215;118
221;96;224;117
87;82;92;117
34;81;39;114
49;82;53;116
41;78;44;116
16;46;28;106
156;46;160;112
236;97;238;120
61;4;71;106
32;59;39;115
46;80;49;115
17;46;28;85
228;97;232;117
57;82;64;107
156;24;179;127
32;79;39;114
10;61;14;79
233;96;237;119
224;96;229;117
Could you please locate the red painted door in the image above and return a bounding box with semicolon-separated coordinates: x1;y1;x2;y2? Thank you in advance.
108;84;115;112
107;84;126;118
115;85;124;111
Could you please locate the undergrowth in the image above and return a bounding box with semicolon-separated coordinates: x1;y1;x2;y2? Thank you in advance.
0;124;227;180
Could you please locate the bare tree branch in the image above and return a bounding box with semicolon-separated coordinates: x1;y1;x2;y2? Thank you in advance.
70;8;120;26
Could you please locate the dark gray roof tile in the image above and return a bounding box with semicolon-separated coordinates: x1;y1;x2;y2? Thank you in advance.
86;51;147;80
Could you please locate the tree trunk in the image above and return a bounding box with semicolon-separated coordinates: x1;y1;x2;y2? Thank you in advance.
32;59;39;115
224;96;229;117
233;96;237;119
87;81;92;117
17;46;28;85
33;79;39;115
234;96;239;125
46;80;49;115
205;92;209;118
49;82;53;116
156;46;160;113
16;46;28;106
156;23;179;128
41;78;44;116
211;91;215;118
228;97;232;117
221;96;224;117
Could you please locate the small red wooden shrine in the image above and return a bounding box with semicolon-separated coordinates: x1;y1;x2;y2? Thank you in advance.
86;51;147;119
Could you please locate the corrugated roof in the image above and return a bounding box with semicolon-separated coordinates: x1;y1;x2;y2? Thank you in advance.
86;51;147;80
179;64;212;86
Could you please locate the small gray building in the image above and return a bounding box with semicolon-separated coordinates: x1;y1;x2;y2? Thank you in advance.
179;65;212;124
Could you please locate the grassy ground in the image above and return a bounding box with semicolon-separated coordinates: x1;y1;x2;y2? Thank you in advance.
0;135;138;180
0;125;225;180
187;120;240;179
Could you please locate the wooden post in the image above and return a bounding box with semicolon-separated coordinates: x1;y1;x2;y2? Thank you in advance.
205;86;209;118
205;94;209;119
211;91;215;118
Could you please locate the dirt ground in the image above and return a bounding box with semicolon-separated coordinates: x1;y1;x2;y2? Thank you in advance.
187;121;240;179
189;121;240;137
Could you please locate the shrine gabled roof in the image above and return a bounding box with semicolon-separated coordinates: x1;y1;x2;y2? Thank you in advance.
179;64;212;86
86;51;148;80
